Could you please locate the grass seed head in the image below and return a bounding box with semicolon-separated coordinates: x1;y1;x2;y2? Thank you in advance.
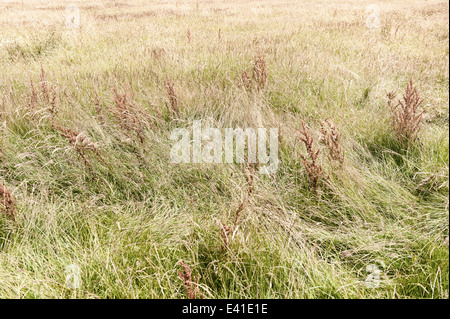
298;120;323;191
320;118;345;166
52;122;105;168
390;80;426;148
219;221;233;252
178;260;203;299
0;183;15;221
110;86;153;144
165;76;179;116
186;28;191;43
241;70;253;91
252;54;268;90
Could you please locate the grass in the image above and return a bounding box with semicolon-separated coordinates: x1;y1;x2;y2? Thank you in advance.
0;0;448;299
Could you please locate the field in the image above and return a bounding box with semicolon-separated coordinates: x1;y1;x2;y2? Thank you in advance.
0;0;448;299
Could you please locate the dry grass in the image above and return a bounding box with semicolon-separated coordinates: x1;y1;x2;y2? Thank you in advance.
389;80;426;148
320;118;345;166
186;28;191;44
0;183;15;221
39;67;58;117
0;0;447;300
52;122;105;168
234;161;256;225
298;121;323;191
240;54;268;92
109;86;154;145
252;54;268;91
165;76;179;116
219;221;233;252
220;161;257;252
241;69;253;91
177;260;203;299
26;67;58;120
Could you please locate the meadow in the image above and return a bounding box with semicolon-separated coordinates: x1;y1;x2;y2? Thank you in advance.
0;0;448;298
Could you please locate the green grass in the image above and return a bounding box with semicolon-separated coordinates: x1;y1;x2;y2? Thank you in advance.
0;0;448;299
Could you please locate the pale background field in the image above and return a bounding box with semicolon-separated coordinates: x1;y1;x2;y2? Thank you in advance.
0;0;448;298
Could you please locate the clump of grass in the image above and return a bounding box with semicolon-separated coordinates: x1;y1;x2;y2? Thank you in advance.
52;122;105;168
243;160;256;196
252;54;268;91
109;86;154;145
0;183;15;221
241;70;253;91
186;28;191;44
0;0;447;300
177;260;203;299
6;31;60;60
234;161;256;225
27;67;58;120
92;91;104;123
320;118;345;166
39;67;58;116
415;169;448;193
389;80;426;148
165;76;179;116
240;54;268;91
220;161;257;252
27;78;38;113
219;221;233;252
298;120;323;191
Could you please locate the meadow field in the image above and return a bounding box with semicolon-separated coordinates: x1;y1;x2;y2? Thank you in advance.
0;0;448;298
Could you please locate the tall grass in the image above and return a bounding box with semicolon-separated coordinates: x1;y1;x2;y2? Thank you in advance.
0;0;448;299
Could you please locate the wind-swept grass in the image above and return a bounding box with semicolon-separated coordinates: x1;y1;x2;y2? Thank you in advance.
0;0;448;299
